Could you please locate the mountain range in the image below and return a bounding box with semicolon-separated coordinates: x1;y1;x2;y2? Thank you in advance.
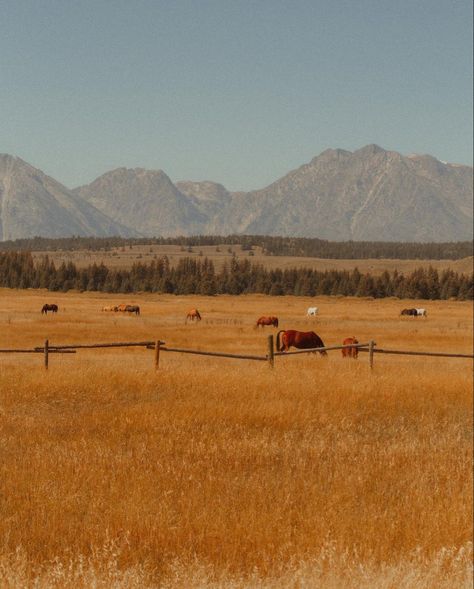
1;145;472;242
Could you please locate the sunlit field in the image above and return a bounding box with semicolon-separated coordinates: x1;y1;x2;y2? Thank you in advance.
31;243;474;274
0;288;472;588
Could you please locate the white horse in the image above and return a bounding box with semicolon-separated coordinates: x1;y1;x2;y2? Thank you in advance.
416;308;427;317
307;306;318;317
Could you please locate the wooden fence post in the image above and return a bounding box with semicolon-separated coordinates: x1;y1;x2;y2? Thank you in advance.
267;335;274;368
44;339;49;370
369;340;375;370
154;340;161;370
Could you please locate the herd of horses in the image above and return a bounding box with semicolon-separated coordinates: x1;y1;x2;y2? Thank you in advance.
39;302;427;358
102;304;141;315
400;307;427;317
274;330;359;357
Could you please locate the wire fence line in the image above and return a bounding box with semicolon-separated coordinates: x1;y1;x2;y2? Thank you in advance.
0;336;472;370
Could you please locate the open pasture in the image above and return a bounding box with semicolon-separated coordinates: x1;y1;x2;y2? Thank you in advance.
0;289;472;587
31;243;474;274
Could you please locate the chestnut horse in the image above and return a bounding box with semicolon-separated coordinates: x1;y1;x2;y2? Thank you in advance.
186;308;201;322
41;304;58;315
342;337;359;359
256;316;279;328
276;330;327;355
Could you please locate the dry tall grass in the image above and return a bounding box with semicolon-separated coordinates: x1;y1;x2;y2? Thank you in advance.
31;243;474;274
0;289;472;587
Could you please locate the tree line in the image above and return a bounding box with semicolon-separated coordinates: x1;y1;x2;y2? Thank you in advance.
0;251;472;300
0;235;471;260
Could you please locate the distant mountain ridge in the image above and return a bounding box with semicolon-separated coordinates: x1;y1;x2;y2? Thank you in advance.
1;146;472;241
219;145;473;241
0;155;135;240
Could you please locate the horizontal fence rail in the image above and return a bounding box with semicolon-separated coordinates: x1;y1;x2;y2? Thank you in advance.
0;348;76;354
45;341;164;350
274;343;371;356
366;348;474;359
0;336;472;371
157;346;267;362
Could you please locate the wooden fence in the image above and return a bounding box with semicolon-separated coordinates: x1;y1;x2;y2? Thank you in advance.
0;336;472;370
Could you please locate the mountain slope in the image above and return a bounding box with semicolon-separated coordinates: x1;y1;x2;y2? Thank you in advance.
0;155;135;240
1;146;472;242
75;145;472;241
74;168;207;236
217;145;473;241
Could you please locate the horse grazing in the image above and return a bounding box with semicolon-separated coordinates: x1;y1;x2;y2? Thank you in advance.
276;330;327;355
400;308;418;317
186;309;202;322
415;308;427;317
116;304;129;312
307;306;318;317
256;316;279;328
342;337;359;359
102;305;118;312
41;304;58;315
125;305;140;315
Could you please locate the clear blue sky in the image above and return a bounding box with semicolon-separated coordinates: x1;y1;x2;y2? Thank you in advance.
1;0;472;191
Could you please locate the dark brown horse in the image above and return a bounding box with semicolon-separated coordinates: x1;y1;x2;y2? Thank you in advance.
256;316;279;328
400;308;417;317
342;337;359;359
125;305;140;315
41;304;58;315
276;330;327;355
186;309;201;322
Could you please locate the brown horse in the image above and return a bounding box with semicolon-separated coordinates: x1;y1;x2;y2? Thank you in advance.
125;305;140;315
256;316;279;328
116;304;128;312
276;330;327;355
186;309;202;322
342;337;359;359
41;304;58;315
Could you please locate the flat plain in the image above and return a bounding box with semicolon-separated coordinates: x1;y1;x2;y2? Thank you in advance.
0;288;472;588
31;244;474;274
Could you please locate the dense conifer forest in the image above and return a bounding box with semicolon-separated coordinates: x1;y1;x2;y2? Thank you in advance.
0;235;472;260
0;251;472;300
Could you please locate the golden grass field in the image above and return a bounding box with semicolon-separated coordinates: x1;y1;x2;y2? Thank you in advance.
0;288;472;588
31;243;474;274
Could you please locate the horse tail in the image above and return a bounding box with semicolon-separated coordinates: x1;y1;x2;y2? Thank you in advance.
276;330;284;352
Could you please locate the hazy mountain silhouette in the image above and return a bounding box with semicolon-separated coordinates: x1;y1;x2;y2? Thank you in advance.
1;146;472;242
76;145;472;241
0;155;135;240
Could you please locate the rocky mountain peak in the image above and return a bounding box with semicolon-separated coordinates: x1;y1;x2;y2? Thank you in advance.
1;146;472;241
0;155;134;240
